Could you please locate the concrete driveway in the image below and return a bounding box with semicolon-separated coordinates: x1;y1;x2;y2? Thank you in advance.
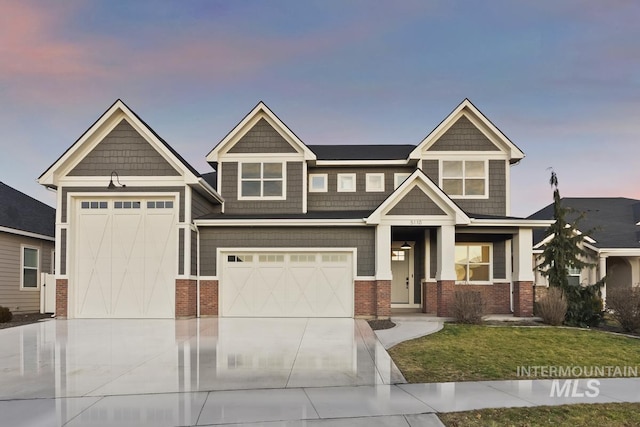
0;317;404;400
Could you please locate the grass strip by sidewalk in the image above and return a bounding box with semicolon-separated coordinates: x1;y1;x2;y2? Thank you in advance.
389;324;640;383
439;402;640;427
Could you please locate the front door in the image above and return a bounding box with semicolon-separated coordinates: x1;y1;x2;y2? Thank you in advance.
391;242;412;303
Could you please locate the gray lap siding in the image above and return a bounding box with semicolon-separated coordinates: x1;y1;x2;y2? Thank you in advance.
199;226;375;277
307;166;414;211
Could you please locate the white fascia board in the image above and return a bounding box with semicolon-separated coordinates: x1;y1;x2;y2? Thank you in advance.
598;248;640;257
195;178;224;204
207;102;316;162
194;218;367;227
0;226;55;242
315;159;410;166
469;219;554;228
58;176;187;187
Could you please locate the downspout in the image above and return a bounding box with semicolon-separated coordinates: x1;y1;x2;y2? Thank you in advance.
194;223;201;318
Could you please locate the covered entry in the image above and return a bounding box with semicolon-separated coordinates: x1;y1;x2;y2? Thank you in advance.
220;251;354;317
73;198;177;318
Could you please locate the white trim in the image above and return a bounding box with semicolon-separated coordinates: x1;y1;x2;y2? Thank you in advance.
302;162;308;214
439;159;489;199
198;276;218;281
472;218;553;228
237;161;286;201
409;99;525;161
58;176;186;186
337;173;356;193
20;244;40;290
505;161;511;216
219;153;304;161
207;102;316;162
355;276;376;281
394;173;411;190
195;218;367;226
195;178;224;204
421;151;510;160
0;226;55;242
365;173;385;192
316;159;409;166
308;173;328;192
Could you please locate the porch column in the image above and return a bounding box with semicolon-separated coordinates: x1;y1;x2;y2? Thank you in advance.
436;224;456;316
512;228;534;317
599;255;607;307
375;224;392;318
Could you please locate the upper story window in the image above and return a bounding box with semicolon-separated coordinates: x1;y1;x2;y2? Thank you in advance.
309;174;328;192
441;160;487;198
337;173;356;192
394;173;411;190
21;246;39;289
455;243;491;283
366;173;385;192
239;162;284;199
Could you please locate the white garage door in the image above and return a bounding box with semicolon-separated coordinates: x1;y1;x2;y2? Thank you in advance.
74;199;177;318
221;252;354;317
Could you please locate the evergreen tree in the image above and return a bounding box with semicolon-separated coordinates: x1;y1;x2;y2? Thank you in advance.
539;171;603;326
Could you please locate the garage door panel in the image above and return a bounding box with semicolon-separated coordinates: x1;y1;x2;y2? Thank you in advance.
222;252;353;317
75;199;176;319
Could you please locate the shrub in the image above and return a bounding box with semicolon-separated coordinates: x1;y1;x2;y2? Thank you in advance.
563;282;604;327
452;289;485;324
607;288;640;333
536;287;567;326
0;306;12;323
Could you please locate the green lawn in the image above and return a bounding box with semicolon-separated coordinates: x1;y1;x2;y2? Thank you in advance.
388;324;640;383
439;403;640;427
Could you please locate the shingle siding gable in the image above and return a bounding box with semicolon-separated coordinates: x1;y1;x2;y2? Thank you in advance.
68;120;180;176
227;118;298;154
428;116;500;151
388;187;446;216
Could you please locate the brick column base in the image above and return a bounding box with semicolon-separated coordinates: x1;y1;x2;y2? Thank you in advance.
55;279;68;318
354;280;376;316
436;280;455;317
175;279;197;318
513;281;534;317
423;281;437;314
199;280;219;316
376;280;391;319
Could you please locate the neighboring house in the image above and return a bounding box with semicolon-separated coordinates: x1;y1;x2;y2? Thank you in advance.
529;198;640;301
0;182;55;313
38;99;550;319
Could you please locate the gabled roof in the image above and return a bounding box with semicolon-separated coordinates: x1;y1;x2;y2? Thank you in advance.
38;99;204;187
366;169;470;224
0;182;55;239
528;197;640;249
308;144;415;161
207;101;316;162
409;98;525;163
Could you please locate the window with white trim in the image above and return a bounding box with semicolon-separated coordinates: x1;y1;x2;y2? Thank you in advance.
455;243;491;282
240;162;284;199
394;173;411;189
309;174;328;192
337;173;356;192
366;173;385;192
21;246;39;289
441;160;487;198
568;267;581;286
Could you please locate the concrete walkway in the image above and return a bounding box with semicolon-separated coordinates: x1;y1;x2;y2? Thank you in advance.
375;315;445;349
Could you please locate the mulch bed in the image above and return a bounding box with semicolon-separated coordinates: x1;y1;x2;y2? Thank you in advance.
0;313;53;329
367;319;396;330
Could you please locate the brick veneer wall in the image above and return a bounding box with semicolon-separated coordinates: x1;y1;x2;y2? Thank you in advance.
354;280;391;319
434;282;514;317
513;281;534;317
200;280;218;316
56;279;68;318
175;279;197;318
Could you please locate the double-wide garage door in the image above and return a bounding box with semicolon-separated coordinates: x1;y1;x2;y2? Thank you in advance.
74;198;177;318
221;251;354;317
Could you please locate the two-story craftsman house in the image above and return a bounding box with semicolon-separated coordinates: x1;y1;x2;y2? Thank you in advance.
39;99;550;319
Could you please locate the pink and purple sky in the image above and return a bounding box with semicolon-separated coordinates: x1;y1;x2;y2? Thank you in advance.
1;0;638;216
